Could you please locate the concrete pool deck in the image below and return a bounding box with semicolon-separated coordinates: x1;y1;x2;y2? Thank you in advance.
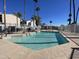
0;31;79;59
62;32;79;46
0;39;32;59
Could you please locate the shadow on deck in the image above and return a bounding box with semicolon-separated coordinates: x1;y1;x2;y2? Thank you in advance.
70;48;79;59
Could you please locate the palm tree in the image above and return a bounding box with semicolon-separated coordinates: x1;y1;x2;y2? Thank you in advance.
33;0;41;26
32;16;41;26
49;21;52;29
76;7;79;23
36;16;41;26
3;0;7;36
72;0;76;24
4;0;6;28
24;0;26;20
35;7;40;16
68;18;71;25
49;21;52;26
68;0;72;25
20;20;26;27
20;19;26;33
16;12;22;18
33;0;40;17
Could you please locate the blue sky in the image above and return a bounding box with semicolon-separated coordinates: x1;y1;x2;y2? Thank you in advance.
0;0;79;26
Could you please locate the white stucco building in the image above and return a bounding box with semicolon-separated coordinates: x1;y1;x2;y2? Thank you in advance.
26;20;36;27
0;13;40;32
0;14;21;32
25;20;41;30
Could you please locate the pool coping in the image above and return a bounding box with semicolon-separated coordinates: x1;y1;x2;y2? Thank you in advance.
4;31;71;50
60;32;79;46
3;31;78;51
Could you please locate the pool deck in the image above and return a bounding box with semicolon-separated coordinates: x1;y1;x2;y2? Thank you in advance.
0;31;79;59
0;39;32;59
62;32;79;46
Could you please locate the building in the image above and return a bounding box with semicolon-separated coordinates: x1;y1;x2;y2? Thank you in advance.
20;19;37;31
0;14;21;32
26;20;36;27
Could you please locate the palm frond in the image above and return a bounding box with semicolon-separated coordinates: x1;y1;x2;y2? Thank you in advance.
33;0;38;3
35;7;40;11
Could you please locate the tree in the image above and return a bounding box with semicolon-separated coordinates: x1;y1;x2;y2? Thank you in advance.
35;7;40;16
49;21;52;26
3;0;7;36
31;16;41;26
33;0;41;26
32;5;40;26
24;0;26;20
76;7;79;23
72;0;76;24
31;16;35;26
68;18;71;25
15;12;22;18
20;20;26;26
68;0;72;25
36;16;41;26
49;21;52;29
35;7;40;11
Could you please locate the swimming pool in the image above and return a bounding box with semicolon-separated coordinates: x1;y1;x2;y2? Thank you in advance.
8;32;69;50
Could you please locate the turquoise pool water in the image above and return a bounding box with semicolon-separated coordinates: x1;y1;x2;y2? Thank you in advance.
8;32;68;50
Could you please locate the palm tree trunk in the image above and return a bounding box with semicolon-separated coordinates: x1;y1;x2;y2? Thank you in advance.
23;0;26;32
69;0;72;24
76;7;79;23
24;0;26;20
73;0;76;24
4;0;6;30
4;0;7;36
37;10;39;17
70;0;71;15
